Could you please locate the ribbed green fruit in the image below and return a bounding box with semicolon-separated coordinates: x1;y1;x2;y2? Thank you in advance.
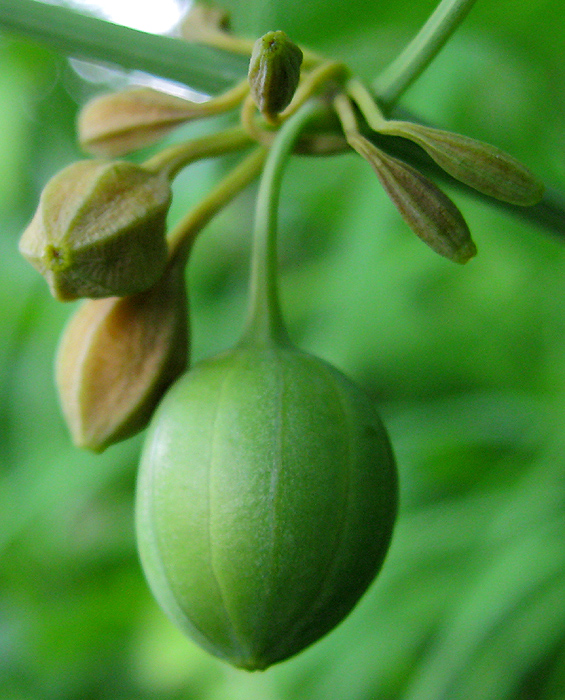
136;342;397;670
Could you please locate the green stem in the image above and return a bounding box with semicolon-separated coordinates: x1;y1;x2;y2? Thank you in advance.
167;147;267;264
144;126;253;179
242;99;323;346
374;0;479;111
0;0;248;95
279;61;349;120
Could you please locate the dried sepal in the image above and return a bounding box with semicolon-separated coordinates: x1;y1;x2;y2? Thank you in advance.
180;3;231;41
383;121;544;206
78;87;212;157
248;31;303;122
350;134;476;263
19;159;171;301
56;264;189;452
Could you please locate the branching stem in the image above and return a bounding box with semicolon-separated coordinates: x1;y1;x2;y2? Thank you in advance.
144;126;253;179
374;0;479;110
167;147;267;264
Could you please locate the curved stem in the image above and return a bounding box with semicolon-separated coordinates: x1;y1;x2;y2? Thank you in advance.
242;99;323;347
347;78;387;129
0;0;248;95
374;0;479;111
143;126;253;179
167;147;267;265
278;61;349;121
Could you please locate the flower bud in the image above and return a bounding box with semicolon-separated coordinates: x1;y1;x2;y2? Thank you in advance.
78;88;212;157
384;122;544;206
19;159;171;301
136;343;397;670
248;31;303;122
180;3;231;41
56;264;188;452
350;134;476;263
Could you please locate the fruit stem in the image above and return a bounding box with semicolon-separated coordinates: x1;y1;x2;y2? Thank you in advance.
242;99;323;347
166;147;267;265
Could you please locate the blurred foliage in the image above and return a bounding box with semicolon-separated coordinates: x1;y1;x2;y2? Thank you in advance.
0;1;564;699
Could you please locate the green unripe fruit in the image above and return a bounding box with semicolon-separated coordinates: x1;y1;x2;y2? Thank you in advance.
136;342;397;670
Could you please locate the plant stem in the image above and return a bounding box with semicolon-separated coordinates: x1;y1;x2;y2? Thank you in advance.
144;126;253;179
167;147;267;264
374;0;479;111
0;0;248;95
243;99;323;346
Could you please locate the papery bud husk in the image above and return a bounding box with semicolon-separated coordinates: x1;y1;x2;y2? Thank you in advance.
350;135;476;263
78;88;212;157
19;159;171;301
56;263;188;452
180;3;231;41
386;122;544;206
248;31;303;122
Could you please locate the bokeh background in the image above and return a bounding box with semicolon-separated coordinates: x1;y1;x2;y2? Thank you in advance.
1;0;565;698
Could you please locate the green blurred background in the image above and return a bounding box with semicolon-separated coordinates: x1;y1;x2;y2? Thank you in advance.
1;0;565;698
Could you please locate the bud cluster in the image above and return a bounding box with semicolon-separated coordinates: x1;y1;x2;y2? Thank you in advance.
19;4;544;467
18;2;547;670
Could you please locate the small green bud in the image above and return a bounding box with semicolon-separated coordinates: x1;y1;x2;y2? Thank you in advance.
350;134;476;263
78;88;211;157
19;159;171;301
248;30;303;122
136;343;397;670
56;263;188;452
383;122;544;206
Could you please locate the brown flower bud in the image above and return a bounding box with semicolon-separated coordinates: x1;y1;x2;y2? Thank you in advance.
56;264;188;452
350;134;476;263
78;88;213;157
19;159;171;301
248;31;303;122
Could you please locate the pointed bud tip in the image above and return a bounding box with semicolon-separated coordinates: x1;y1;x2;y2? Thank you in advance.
452;239;478;264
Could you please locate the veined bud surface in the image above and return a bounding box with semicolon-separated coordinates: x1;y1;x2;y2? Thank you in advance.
56;263;188;452
136;343;397;670
78;88;213;157
19;160;171;301
248;31;303;122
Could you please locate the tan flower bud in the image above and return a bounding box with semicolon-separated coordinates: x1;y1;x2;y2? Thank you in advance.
78;88;212;157
56;264;188;452
180;3;231;41
19;159;171;301
350;134;476;263
248;31;303;122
